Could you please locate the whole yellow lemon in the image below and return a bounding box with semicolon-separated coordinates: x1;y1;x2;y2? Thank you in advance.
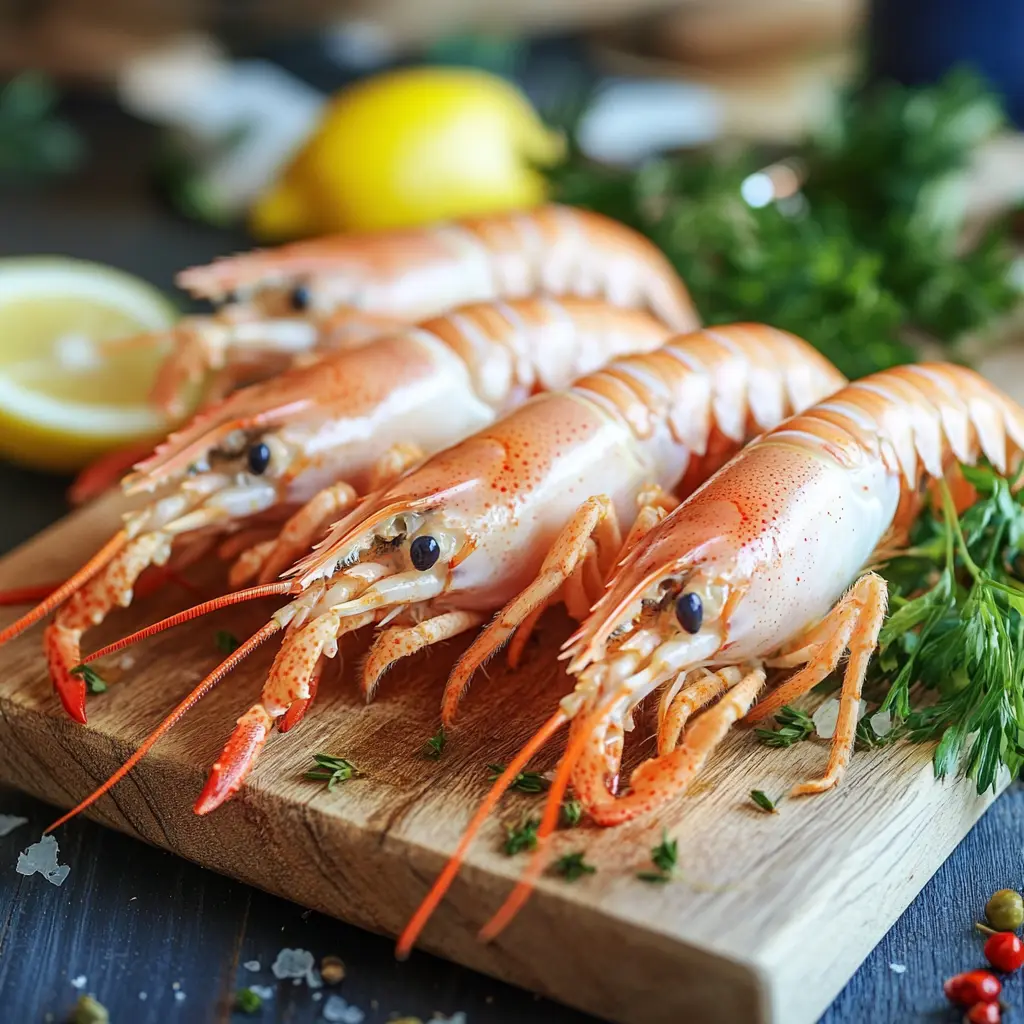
250;67;565;239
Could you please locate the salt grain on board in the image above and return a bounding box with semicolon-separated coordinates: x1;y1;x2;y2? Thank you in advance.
322;994;365;1023
0;815;28;837
272;948;315;980
812;698;867;740
889;963;907;974
16;835;70;886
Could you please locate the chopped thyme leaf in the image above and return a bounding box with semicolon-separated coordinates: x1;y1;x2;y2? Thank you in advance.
487;762;548;793
70;664;108;694
503;816;539;856
637;829;678;882
551;851;596;881
423;727;446;760
215;630;240;654
750;789;778;813
234;988;263;1014
304;753;361;791
754;705;815;748
561;799;583;827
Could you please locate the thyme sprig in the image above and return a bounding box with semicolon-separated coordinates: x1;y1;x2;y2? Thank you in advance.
304;753;361;791
551;851;596;881
503;817;539;856
70;664;108;694
487;763;549;793
637;829;678;883
754;705;815;748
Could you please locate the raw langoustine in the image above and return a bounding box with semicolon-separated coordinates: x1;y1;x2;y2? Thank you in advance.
0;298;676;722
397;362;1024;952
58;324;845;825
132;204;700;415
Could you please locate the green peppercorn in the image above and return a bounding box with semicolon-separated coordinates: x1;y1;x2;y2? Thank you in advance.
72;994;109;1024
986;888;1024;931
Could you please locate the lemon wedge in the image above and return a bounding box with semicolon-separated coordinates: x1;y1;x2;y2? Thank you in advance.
0;257;179;472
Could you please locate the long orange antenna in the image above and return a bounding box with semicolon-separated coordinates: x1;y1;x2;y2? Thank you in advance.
82;581;293;663
46;619;281;833
395;709;569;960
0;530;128;645
478;693;622;943
0;582;63;606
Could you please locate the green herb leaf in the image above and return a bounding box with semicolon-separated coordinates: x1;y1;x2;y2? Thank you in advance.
215;630;240;654
503;817;539;856
70;663;108;694
304;753;361;791
487;762;549;793
234;987;263;1014
423;727;446;760
561;799;583;827
750;789;778;813
754;705;815;748
637;829;678;882
551;851;596;881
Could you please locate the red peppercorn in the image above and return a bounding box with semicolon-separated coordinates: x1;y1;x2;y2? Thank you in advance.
944;970;1002;1006
965;1002;1001;1024
985;931;1024;972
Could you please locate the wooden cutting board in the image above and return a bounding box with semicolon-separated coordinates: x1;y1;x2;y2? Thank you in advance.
0;489;999;1024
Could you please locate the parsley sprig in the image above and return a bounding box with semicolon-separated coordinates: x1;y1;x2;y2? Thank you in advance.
548;70;1021;380
423;727;446;760
70;664;108;694
637;830;678;883
551;851;596;881
871;464;1024;792
503;817;539;856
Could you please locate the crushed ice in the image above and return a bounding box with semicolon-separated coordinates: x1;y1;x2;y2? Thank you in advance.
243;960;261;972
812;698;867;740
16;834;70;886
70;975;87;989
322;994;365;1023
0;815;28;837
249;985;275;1000
889;963;907;974
869;710;893;737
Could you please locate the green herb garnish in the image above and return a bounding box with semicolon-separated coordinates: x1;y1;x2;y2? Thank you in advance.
754;705;815;748
234;987;263;1014
487;763;548;793
548;69;1020;380
423;727;446;760
750;790;778;813
870;465;1024;793
503;817;539;856
215;630;240;654
561;799;583;827
551;851;596;881
637;829;678;883
70;664;108;694
304;753;361;791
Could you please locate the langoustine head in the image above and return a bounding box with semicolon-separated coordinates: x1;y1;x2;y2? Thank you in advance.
0;358;361;722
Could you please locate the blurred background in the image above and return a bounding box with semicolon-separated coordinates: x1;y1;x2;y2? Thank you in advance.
0;0;1022;488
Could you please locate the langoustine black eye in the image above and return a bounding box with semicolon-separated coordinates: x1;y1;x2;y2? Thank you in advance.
410;535;440;571
675;592;703;633
290;284;311;311
247;442;271;475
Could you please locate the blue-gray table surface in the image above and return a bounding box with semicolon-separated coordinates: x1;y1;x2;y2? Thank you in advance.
0;98;1020;1024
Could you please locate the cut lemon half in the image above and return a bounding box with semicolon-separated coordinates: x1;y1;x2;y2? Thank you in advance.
0;257;180;473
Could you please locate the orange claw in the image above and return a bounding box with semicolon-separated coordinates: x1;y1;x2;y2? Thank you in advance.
279;664;321;733
194;705;273;815
44;622;87;724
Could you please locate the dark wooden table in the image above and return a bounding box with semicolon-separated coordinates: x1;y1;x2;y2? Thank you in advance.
1;99;1023;1024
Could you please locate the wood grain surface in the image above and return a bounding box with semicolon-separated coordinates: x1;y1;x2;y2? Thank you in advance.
0;490;1001;1024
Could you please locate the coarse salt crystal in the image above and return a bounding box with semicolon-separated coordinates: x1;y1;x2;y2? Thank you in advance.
812;698;867;740
175;990;186;1002
249;985;274;1000
243;960;261;972
0;814;28;837
139;992;148;1001
870;710;893;737
272;948;315;980
322;994;365;1023
16;835;70;886
71;975;87;989
889;963;907;974
313;992;323;1002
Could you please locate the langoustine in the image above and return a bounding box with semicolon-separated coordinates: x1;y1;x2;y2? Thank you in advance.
396;362;1024;953
128;204;700;417
0;297;677;722
55;324;845;826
